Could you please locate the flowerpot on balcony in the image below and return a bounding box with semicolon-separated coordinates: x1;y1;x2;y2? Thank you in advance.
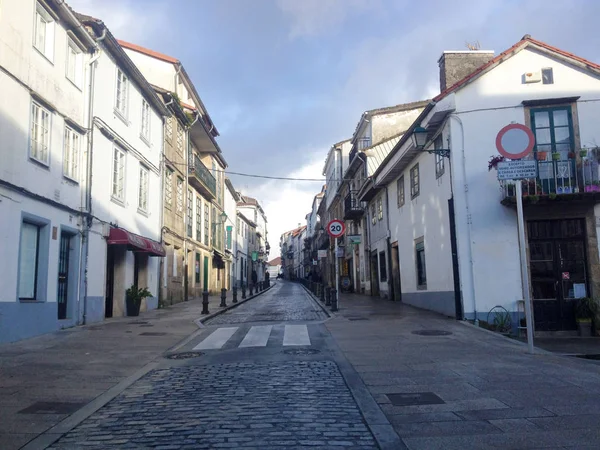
580;149;588;157
568;152;575;159
552;152;561;161
585;184;594;193
536;151;547;161
593;185;600;192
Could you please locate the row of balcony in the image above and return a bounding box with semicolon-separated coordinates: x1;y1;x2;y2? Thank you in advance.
344;190;365;220
348;137;372;165
188;154;217;200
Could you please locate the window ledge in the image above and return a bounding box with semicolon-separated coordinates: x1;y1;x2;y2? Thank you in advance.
113;108;129;126
140;134;151;147
137;208;149;217
110;196;126;208
19;299;45;303
63;174;79;185
66;77;83;92
33;46;54;65
29;156;50;169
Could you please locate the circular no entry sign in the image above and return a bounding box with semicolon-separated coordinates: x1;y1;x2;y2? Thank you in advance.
495;123;535;159
326;219;345;238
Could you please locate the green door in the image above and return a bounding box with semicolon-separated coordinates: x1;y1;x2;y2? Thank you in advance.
203;256;209;291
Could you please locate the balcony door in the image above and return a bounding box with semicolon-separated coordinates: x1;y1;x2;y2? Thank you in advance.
528;219;587;331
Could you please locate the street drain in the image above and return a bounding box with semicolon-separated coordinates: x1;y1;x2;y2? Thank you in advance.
282;348;321;356
19;401;85;414
165;352;204;360
411;330;453;336
386;392;445;406
140;332;167;336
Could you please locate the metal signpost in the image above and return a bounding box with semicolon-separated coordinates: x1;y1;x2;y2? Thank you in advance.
495;123;536;354
326;219;346;308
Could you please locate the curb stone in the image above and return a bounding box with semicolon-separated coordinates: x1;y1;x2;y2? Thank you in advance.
298;282;333;318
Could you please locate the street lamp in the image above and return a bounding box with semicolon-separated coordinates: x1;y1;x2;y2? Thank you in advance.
411;125;450;158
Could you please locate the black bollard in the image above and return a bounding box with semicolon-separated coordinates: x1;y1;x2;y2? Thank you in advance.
331;288;338;312
233;286;238;303
325;286;331;306
201;290;210;315
220;288;227;307
242;284;246;299
320;284;325;302
249;284;254;296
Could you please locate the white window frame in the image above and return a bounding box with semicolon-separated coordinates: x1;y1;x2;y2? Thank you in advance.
165;168;173;208
140;99;151;142
176;123;184;155
377;197;383;221
176;176;184;215
111;147;126;202
33;1;55;62
18;222;41;300
66;38;83;88
165;117;173;142
63;126;80;181
30;101;51;166
115;69;129;120
138;165;149;213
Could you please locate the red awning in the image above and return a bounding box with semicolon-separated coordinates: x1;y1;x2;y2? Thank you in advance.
107;228;166;257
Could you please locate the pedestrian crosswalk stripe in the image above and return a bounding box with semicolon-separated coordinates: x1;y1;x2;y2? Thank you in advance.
193;327;238;350
283;325;311;346
239;325;273;348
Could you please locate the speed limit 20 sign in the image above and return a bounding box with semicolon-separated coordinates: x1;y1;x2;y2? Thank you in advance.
326;219;346;238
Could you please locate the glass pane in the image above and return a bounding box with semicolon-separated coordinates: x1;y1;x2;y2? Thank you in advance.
530;242;553;261
554;127;571;152
535;128;551;145
534;111;550;128
18;223;39;298
553;109;569;127
531;261;554;277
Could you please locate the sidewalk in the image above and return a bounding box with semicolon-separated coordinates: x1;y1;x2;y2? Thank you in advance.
0;285;272;450
326;293;600;449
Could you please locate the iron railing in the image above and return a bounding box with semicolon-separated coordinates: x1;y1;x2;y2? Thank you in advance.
191;155;217;196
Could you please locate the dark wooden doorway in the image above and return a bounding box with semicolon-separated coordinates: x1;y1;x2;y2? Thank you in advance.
370;251;379;297
105;246;115;318
528;219;587;331
57;232;70;320
391;242;402;302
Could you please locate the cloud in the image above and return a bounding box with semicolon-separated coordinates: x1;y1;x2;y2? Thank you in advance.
66;0;166;42
276;0;380;39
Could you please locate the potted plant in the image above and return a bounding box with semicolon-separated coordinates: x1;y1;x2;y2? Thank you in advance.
125;285;152;317
575;297;597;336
488;155;505;171
585;181;594;193
580;149;588;158
552;152;561;161
536;151;547;161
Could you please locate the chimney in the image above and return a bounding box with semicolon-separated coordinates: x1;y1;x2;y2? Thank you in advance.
438;50;495;92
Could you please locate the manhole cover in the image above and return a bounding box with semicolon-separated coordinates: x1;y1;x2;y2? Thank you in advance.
411;330;452;336
140;332;167;336
165;352;204;360
386;392;445;406
19;402;85;414
282;348;321;356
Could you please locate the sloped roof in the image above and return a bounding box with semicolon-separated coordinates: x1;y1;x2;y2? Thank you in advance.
268;257;282;266
118;39;178;64
434;35;600;102
364;132;404;176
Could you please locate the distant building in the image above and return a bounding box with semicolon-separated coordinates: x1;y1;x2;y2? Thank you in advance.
267;257;282;279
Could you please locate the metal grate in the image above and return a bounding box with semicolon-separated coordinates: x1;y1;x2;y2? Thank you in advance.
386;392;445;406
282;349;321;356
165;352;204;360
19;402;85;414
411;330;452;336
140;332;167;336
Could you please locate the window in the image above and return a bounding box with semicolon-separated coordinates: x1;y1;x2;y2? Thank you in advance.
34;2;54;61
172;249;178;278
377;197;383;221
397;176;405;207
196;197;202;242
371;204;376;225
112;148;126;201
195;253;200;284
237;217;240;235
138;165;149;212
416;239;427;288
211;206;217;247
531;106;573;160
30;102;50;165
410;163;420;199
434;135;445;178
18;222;41;299
187;189;193;237
379;251;387;282
115;69;128;118
141;99;150;141
66;39;83;87
63;127;80;181
542;67;554;85
204;203;209;246
176;123;184;154
165;168;173;208
165;117;173;142
176;177;183;215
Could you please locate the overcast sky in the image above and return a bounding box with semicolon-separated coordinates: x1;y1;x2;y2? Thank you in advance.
68;0;600;249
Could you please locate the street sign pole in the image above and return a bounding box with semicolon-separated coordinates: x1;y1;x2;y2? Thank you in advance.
515;181;535;354
335;237;340;308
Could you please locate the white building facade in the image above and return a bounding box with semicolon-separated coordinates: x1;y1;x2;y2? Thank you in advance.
0;0;96;342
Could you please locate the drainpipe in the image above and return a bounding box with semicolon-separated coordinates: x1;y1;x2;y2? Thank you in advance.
81;29;105;325
383;185;394;300
450;113;478;324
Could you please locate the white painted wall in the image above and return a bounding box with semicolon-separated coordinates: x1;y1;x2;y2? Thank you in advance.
224;185;238;286
123;49;176;92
